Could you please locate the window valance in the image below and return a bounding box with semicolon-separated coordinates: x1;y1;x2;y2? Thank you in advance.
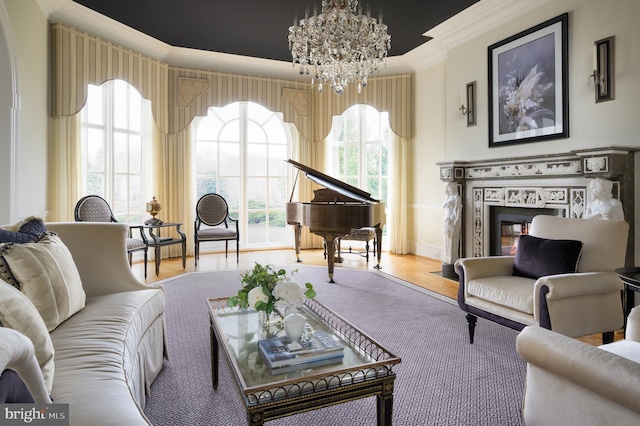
51;23;412;141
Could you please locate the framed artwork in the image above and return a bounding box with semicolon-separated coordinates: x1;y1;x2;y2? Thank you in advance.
488;13;568;147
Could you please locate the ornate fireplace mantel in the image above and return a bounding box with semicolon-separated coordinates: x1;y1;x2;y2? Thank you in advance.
437;146;636;273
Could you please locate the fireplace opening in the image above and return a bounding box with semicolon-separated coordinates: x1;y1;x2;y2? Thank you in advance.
490;207;563;256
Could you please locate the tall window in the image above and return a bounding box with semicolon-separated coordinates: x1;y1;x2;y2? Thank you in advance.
80;80;151;224
195;101;291;249
326;104;390;218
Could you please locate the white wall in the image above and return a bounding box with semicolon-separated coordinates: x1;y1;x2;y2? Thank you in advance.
1;0;49;221
0;1;14;223
412;0;640;262
409;62;447;260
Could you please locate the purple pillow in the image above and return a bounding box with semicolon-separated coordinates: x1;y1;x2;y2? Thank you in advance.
0;218;47;243
513;234;583;280
0;369;34;403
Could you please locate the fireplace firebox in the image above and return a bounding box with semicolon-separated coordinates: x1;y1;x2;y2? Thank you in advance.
490;207;562;256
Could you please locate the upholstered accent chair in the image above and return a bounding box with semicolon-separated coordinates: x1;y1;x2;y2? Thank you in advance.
455;215;628;344
516;306;640;426
74;195;148;277
194;193;239;266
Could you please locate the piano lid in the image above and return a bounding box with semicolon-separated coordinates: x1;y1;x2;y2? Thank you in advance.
287;159;380;204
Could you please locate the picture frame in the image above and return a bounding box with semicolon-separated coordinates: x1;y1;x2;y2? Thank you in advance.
488;13;568;147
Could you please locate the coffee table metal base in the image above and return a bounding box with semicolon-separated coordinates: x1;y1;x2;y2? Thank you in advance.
242;377;394;426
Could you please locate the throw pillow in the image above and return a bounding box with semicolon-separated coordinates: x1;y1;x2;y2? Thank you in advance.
0;280;55;393
0;370;34;403
0;256;20;290
0;216;47;244
513;234;583;280
0;217;47;290
2;233;86;331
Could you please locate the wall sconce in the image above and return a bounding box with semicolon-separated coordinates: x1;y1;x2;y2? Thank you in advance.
589;36;614;102
459;81;477;126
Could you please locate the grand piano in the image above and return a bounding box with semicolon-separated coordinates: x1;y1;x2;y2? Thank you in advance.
286;159;386;283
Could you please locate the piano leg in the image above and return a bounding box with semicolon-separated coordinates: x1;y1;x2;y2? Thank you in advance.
325;235;338;283
292;223;302;262
374;225;383;270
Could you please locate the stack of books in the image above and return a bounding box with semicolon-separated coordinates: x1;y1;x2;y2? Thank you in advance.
258;330;344;374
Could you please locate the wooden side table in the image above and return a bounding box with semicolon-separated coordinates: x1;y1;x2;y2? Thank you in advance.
615;267;640;318
140;222;186;276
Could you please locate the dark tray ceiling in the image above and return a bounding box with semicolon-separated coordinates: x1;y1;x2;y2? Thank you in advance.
74;0;479;62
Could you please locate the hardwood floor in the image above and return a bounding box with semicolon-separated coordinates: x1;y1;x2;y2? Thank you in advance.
134;247;456;297
133;247;611;345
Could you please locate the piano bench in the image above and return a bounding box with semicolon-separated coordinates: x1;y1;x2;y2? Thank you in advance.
338;227;377;262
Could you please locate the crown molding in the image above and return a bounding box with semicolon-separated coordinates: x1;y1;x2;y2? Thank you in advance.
405;0;551;72
41;0;552;79
44;0;171;59
35;0;67;15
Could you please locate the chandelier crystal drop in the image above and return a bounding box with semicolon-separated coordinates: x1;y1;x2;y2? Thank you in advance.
288;0;391;95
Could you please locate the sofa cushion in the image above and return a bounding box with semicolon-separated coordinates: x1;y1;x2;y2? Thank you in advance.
50;289;164;424
513;234;583;280
0;216;47;244
0;280;55;393
599;340;640;363
1;233;86;331
467;275;536;314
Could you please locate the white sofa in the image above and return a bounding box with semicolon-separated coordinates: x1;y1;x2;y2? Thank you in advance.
0;221;167;425
516;306;640;426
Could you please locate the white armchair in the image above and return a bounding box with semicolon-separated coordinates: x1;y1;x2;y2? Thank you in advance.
455;215;628;343
516;306;640;426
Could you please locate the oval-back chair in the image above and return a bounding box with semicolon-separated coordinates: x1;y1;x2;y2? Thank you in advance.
74;195;148;277
194;193;239;266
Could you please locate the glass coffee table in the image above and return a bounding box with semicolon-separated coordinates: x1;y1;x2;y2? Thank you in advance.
207;297;401;426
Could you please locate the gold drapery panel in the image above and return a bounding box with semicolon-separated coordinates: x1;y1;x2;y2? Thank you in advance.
152;125;195;258
50;24;412;141
47;114;82;222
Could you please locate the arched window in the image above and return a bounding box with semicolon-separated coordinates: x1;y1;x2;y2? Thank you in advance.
195;101;291;249
326;105;390;235
80;79;152;224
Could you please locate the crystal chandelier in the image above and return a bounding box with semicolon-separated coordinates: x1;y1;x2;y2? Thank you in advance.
288;0;391;95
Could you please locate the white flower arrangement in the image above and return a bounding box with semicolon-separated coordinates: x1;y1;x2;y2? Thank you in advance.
247;286;270;308
272;277;307;312
227;263;316;315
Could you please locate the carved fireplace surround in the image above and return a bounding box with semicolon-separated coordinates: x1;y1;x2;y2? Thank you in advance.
438;146;636;278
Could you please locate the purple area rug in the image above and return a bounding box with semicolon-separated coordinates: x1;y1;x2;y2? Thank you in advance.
144;266;525;425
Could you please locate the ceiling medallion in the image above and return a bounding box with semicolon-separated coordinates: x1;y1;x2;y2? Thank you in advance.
288;0;391;95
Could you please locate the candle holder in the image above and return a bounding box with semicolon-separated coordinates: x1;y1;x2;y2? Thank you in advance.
145;196;163;225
